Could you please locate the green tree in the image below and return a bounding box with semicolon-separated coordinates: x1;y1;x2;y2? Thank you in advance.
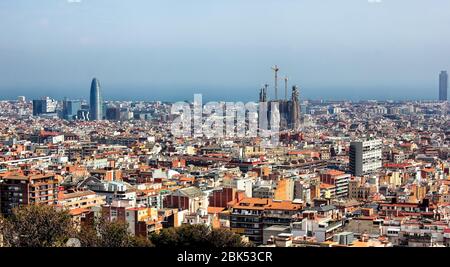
149;226;179;247
130;235;154;247
208;228;251;247
0;206;246;248
77;223;100;247
0;205;75;247
150;224;249;247
76;217;154;247
97;219;133;247
176;224;210;247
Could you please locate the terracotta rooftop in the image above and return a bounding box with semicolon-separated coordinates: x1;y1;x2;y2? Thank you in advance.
265;200;302;211
320;183;336;189
323;169;345;176
207;207;225;214
0;171;55;181
59;190;96;200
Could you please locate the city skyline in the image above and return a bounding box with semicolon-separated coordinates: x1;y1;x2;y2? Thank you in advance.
1;0;450;101
6;69;449;104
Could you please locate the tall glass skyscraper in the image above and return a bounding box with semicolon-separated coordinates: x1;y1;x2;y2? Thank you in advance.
439;70;448;101
89;78;103;120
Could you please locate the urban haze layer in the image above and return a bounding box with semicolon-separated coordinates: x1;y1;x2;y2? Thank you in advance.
0;65;449;247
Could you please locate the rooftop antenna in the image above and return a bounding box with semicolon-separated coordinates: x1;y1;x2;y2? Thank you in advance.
284;76;289;101
271;65;279;100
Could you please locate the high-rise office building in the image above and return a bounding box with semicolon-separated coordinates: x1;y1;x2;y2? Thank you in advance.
62;99;82;120
439;70;448;101
89;78;103;120
32;97;57;116
32;100;43;116
106;106;120;121
349;139;382;177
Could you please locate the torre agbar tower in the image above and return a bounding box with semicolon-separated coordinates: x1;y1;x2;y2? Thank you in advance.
90;78;103;120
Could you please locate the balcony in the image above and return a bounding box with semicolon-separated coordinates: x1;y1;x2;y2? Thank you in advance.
231;210;261;216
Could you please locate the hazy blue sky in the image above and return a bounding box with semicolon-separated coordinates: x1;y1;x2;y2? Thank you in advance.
0;0;449;102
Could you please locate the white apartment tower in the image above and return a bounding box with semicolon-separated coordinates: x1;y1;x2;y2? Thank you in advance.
349;139;383;177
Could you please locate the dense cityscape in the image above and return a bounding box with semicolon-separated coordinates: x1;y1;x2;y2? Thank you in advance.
0;68;449;248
